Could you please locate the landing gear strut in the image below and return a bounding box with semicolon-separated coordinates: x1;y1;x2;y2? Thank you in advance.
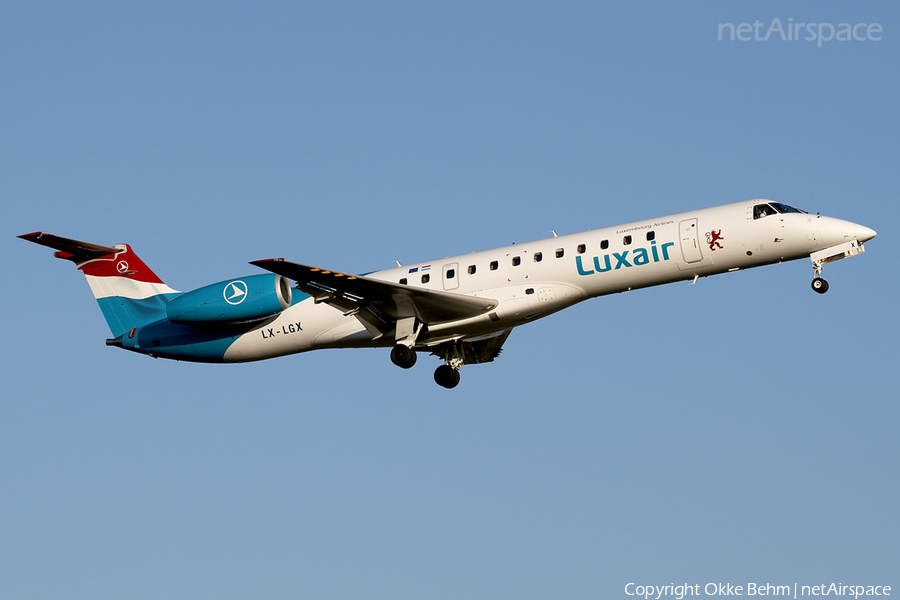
810;252;830;294
390;344;417;369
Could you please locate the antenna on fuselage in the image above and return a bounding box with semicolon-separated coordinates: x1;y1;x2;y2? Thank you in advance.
550;230;558;237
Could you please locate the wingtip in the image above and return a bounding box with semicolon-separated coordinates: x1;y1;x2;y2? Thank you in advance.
250;258;284;270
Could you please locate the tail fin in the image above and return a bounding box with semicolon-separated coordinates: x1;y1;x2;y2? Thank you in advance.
19;232;180;337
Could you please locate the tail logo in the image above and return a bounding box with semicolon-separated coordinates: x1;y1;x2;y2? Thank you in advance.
117;261;130;273
224;281;248;305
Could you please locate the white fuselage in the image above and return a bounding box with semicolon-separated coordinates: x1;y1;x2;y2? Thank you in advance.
222;200;874;362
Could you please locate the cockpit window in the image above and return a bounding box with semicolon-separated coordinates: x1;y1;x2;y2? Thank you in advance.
769;202;806;214
753;204;778;219
754;202;807;219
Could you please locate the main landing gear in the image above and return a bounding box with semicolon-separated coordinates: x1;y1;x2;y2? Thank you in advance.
434;364;461;389
433;340;465;389
389;337;465;389
390;316;420;369
390;344;417;369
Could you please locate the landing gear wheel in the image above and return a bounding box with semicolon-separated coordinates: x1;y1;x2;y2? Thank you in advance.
811;277;829;294
434;364;460;389
390;344;417;369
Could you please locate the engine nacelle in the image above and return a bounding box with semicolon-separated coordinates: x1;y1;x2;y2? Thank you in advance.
166;273;292;325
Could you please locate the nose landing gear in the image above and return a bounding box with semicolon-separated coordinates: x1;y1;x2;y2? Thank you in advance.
811;253;829;294
809;239;868;295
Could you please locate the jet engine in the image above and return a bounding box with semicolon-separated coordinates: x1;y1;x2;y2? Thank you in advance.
166;273;292;325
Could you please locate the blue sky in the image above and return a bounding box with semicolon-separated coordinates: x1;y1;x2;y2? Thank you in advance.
3;2;898;598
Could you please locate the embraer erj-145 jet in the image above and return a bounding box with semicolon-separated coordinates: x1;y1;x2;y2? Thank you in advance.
21;199;875;388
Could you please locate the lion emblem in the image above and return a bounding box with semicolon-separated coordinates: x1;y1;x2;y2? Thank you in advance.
706;229;724;251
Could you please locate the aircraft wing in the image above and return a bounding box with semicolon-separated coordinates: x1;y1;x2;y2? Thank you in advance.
251;259;498;336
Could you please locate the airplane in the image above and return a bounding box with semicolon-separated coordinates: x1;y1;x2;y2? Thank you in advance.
20;199;875;388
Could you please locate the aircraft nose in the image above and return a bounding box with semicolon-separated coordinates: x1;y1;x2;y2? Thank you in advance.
856;225;877;243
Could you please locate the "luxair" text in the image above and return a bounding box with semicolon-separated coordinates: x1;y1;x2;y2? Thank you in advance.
576;240;675;276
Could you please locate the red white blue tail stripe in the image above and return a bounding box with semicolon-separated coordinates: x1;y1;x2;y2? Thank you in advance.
18;232;179;337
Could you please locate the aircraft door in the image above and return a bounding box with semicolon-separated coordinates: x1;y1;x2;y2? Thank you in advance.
678;218;704;263
442;262;459;290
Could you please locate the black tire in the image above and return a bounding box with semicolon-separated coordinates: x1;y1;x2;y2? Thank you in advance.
434;365;460;389
811;277;829;294
390;344;417;369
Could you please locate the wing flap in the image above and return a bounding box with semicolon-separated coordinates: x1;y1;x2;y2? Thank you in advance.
251;258;498;324
461;329;512;364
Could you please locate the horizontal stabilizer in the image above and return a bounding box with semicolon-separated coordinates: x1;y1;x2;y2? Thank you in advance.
18;231;119;263
251;258;498;325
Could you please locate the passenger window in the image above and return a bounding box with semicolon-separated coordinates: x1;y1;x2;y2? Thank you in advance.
525;288;534;295
399;278;407;285
600;240;609;250
512;256;521;266
555;248;564;258
646;231;655;241
534;252;542;262
446;269;455;279
490;260;498;271
421;274;430;284
468;265;476;275
577;244;586;254
623;235;632;245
